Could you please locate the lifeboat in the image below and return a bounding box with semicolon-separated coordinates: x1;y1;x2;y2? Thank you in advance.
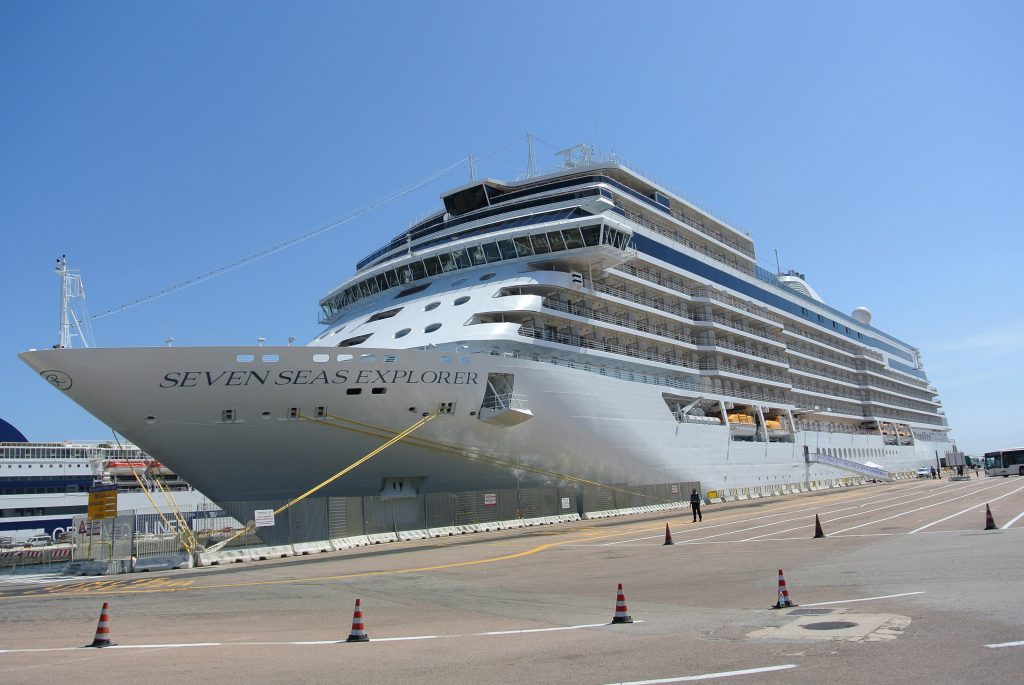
104;459;174;476
880;422;898;445
764;417;790;438
727;413;757;438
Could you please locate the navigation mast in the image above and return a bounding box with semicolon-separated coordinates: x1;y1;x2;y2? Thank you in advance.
56;256;91;349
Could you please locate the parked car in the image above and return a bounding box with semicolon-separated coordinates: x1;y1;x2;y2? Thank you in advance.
916;467;931;478
25;534;53;547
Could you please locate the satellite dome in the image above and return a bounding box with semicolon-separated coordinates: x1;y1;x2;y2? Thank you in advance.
852;307;872;325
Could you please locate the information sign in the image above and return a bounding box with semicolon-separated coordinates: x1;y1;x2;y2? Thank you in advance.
254;509;276;528
87;484;118;520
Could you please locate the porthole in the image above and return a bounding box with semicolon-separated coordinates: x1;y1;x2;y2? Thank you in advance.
260;411;272;420
394;328;411;339
424;301;441;311
371;387;387;395
452;278;467;287
479;272;496;281
425;323;442;333
454;296;470;306
346;388;362;395
145;416;157;425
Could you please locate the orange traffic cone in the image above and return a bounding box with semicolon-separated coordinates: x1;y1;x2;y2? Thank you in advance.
984;504;997;531
346;598;369;642
771;569;796;609
813;515;826;539
87;602;115;647
611;583;633;624
663;523;674;545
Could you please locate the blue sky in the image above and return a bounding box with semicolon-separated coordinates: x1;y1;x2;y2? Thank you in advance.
1;1;1021;455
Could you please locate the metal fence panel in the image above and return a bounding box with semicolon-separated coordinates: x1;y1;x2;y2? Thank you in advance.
425;493;452;528
362;497;394;534
557;487;577;514
498;489;519;520
517;487;544;518
289;497;328;544
328;497;348;538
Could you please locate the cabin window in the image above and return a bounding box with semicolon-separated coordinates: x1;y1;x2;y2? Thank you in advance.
367;307;402;322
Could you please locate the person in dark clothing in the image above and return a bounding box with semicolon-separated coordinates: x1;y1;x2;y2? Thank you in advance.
690;489;702;522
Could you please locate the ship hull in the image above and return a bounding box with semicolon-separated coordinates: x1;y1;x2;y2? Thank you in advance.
20;345;945;508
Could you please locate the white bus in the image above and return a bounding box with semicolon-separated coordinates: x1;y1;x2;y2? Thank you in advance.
984;448;1024;477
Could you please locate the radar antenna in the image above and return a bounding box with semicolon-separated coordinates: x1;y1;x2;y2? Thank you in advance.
555;144;595;169
55;256;93;349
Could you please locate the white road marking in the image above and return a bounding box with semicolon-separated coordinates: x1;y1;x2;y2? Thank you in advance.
603;483;946;546
985;640;1024;649
801;591;925;607
0;620;639;654
604;664;798;684
909;483;1024;533
828;479;1013;535
1001;511;1024;530
0;574;79;586
712;482;975;544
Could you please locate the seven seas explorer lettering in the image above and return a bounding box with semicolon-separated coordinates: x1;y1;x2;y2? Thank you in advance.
159;369;479;389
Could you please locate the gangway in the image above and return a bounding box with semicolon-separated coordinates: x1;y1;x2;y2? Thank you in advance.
804;448;891;481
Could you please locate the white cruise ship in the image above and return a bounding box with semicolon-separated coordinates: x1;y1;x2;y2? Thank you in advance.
19;150;952;518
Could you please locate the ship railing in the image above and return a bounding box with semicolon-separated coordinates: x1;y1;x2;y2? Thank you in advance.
605;163;756;257
588;278;786;344
487;349;790;406
480;393;529;412
806;451;890;480
783;324;862;357
854;362;932;389
540;298;789;364
787;343;856;370
611;263;786;326
618;207;757;276
789;363;859;386
516;325;791;385
790;380;863;402
792;420;878;436
690;311;786;344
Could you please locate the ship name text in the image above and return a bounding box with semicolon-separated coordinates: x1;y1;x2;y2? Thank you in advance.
159;369;480;389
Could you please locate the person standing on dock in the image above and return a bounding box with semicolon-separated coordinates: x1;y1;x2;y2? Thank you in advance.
690;489;702;523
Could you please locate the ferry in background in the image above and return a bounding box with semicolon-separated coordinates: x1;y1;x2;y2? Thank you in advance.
0;436;211;544
19;146;955;526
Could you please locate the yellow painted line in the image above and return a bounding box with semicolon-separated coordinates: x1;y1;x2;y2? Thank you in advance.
1;484;905;600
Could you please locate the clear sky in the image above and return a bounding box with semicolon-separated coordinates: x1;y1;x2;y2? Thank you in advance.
1;1;1021;455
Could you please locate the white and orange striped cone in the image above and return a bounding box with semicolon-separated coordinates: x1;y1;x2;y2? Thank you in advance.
771;569;796;609
87;602;115;647
346;598;369;642
611;583;633;624
663;522;674;545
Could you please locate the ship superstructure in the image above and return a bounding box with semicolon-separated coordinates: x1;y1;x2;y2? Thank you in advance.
0;441;205;541
20;150;952;517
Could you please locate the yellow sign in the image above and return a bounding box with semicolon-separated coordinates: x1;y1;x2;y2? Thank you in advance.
87;485;118;520
706;490;719;500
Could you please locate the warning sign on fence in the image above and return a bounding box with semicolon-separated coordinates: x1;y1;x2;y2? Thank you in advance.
254;509;275;527
483;493;497;506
